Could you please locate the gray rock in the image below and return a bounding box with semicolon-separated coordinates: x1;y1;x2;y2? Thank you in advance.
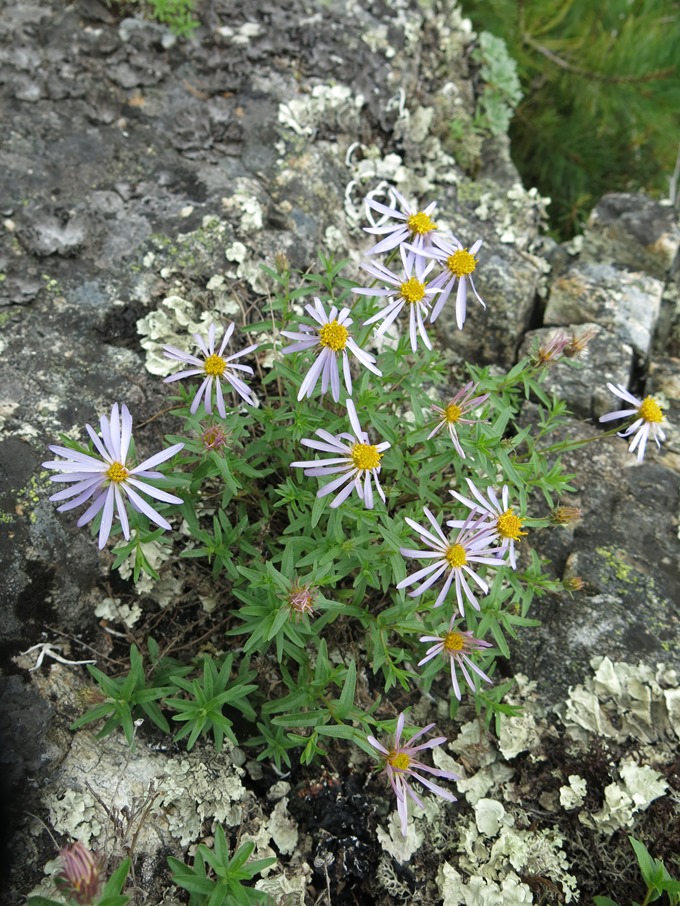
544;262;663;360
582;192;680;281
434;240;543;368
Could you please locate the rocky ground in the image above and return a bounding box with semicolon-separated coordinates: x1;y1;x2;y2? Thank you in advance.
1;0;679;904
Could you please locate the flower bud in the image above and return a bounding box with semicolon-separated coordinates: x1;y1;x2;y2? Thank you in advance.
563;576;584;592
56;842;102;905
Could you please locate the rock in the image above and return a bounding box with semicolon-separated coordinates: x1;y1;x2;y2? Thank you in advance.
582;193;680;281
544;262;663;360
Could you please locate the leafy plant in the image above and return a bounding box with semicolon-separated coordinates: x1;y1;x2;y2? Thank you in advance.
594;836;680;906
167;825;276;905
71;646;171;746
165;654;257;752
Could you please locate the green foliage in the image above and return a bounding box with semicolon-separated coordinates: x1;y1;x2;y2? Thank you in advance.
105;0;199;36
165;654;257;752
594;836;680;906
459;0;680;235
168;825;276;905
71;645;171;745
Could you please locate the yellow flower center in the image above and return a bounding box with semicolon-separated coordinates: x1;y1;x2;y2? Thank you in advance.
319;320;349;351
400;277;426;304
444;402;462;424
446;249;477;277
443;631;464;652
445;543;467;568
496;508;526;541
388;751;411;771
407;211;437;235
351;443;382;471
204;353;227;377
638;396;663;423
106;461;129;483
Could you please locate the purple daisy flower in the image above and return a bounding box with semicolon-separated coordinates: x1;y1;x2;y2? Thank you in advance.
397;508;503;613
290;399;391;509
367;711;458;836
419;617;492;700
353;245;440;352
419;232;485;329
43;403;184;549
280;297;381;402
599;383;666;462
448;479;527;569
163;322;258;416
363;188;440;256
426;381;489;457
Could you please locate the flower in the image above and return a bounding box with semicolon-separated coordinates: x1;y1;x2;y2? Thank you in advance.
363;188;439;256
163;322;258;416
367;711;458;836
427;381;489;457
532;329;571;367
200;422;231;452
599;383;666;462
290;399;390;509
420;232;485;329
56;842;102;904
280;297;381;402
397;508;503;613
287;578;317;618
43;403;184;549
353;245;440;352
448;478;527;569
418;617;492;700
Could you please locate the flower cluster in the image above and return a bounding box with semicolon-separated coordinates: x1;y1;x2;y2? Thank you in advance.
354;188;487;347
42;187;634;850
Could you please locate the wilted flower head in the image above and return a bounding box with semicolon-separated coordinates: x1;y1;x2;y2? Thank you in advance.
564;326;597;358
56;842;102;904
599;382;666;462
563;576;584;592
367;712;458;836
163;322;258;417
280;297;381;402
43;403;184;549
419;617;492;700
427;381;489;457
200;423;231;452
532;329;570;366
287;578;316;618
363;188;439;256
550;505;582;526
290;399;391;509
